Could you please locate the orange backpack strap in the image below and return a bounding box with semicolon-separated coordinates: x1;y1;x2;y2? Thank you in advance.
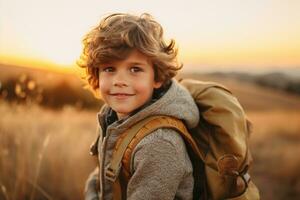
105;115;204;200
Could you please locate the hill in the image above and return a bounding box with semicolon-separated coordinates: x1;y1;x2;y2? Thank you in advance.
0;63;102;109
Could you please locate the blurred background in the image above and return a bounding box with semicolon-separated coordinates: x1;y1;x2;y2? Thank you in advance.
0;0;300;199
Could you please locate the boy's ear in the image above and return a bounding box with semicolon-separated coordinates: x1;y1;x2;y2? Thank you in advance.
153;81;163;89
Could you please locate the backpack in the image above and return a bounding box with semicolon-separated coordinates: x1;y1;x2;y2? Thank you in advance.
100;79;260;200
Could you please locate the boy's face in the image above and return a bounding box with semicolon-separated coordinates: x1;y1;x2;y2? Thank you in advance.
98;50;162;119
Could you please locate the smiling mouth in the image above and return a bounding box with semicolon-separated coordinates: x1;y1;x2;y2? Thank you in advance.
110;93;135;96
109;93;135;99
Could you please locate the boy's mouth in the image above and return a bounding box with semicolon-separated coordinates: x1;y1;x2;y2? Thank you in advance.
110;93;135;96
109;93;135;99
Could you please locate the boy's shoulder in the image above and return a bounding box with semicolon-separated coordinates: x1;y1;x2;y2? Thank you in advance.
129;125;192;174
134;126;187;152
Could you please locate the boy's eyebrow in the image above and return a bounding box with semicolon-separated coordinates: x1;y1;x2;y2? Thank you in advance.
99;61;151;67
127;61;149;66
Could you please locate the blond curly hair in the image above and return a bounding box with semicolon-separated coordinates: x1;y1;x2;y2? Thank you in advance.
77;13;182;92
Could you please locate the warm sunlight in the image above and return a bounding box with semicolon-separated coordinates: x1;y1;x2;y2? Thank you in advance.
1;0;300;72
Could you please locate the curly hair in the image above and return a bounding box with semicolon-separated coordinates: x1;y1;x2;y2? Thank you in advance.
77;13;182;93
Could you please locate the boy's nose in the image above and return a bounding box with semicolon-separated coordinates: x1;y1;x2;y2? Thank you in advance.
113;72;128;87
114;81;127;87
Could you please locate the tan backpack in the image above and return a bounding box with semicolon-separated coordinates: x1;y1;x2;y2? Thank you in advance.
103;79;260;200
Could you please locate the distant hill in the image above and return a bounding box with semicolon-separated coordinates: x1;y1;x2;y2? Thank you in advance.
0;63;80;85
202;71;300;96
0;63;102;109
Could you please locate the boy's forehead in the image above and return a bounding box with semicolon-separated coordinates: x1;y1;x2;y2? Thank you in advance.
101;50;152;66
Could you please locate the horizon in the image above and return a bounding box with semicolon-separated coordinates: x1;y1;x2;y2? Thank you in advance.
1;60;300;79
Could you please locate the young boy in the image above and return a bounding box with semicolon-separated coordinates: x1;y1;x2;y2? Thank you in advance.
79;13;199;200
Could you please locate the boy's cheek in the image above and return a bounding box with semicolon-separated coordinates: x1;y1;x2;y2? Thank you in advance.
99;87;109;102
99;78;110;91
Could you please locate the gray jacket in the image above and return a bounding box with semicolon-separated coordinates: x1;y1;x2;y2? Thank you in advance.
85;79;199;200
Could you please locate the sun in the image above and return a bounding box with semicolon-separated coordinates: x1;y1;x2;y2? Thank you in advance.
48;53;78;66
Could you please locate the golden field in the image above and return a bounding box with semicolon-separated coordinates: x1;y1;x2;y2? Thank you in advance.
0;65;300;200
0;102;97;200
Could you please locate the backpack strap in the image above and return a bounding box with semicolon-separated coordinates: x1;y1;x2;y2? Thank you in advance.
105;115;204;200
105;115;204;182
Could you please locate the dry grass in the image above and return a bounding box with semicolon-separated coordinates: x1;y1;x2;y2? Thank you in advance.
248;111;300;199
0;103;300;199
0;101;97;200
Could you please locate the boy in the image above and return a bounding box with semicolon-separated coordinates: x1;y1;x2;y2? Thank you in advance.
79;13;199;200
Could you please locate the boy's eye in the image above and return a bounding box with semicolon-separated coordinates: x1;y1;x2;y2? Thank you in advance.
101;67;114;72
130;66;142;73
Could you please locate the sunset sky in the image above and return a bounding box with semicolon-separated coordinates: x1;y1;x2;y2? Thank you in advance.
1;0;300;72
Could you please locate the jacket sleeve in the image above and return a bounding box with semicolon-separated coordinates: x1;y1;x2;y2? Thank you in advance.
126;129;193;200
84;167;99;200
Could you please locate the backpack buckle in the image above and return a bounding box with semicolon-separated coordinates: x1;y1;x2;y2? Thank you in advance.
105;163;121;182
